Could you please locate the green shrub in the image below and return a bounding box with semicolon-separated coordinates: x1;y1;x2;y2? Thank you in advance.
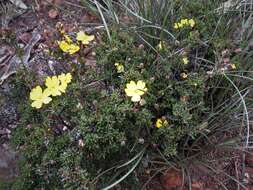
9;1;253;189
10;29;209;189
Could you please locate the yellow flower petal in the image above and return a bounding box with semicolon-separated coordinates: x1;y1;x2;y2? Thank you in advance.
181;19;188;25
59;83;67;93
231;64;236;70
58;38;79;54
42;96;52;104
136;80;146;90
45;76;62;96
58;73;72;93
58;73;66;81
76;31;94;45
115;63;124;73
59;73;70;82
156;119;163;128
158;41;164;50
65;73;72;83
46;76;59;88
58;40;70;52
51;89;62;96
30;86;43;101
125;88;136;96
136;89;146;96
178;23;183;28
131;95;141;102
156;118;168;128
68;44;80;54
52;76;59;85
76;31;85;41
174;23;179;29
31;100;43;109
188;19;195;27
183;57;189;65
126;81;137;89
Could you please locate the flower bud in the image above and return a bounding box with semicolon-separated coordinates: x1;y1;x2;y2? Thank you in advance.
138;138;145;144
154;104;159;110
139;63;144;68
121;141;126;146
78;139;84;147
138;44;144;49
150;77;155;82
140;99;146;106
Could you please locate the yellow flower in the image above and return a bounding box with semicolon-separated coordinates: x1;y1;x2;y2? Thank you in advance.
178;23;183;28
231;64;236;70
182;57;189;65
174;23;179;29
30;86;52;109
58;40;70;52
156;118;168;128
174;18;195;29
58;40;80;54
67;44;80;55
125;80;147;102
59;73;72;84
188;19;195;27
58;73;72;93
45;76;62;96
29;73;72;108
115;63;124;73
158;41;164;50
181;19;188;25
76;31;94;45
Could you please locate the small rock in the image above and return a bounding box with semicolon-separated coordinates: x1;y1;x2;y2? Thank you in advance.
122;16;131;24
82;13;97;23
53;0;62;6
234;48;242;53
243;172;249;183
223;58;230;64
18;32;31;43
245;167;253;180
48;9;59;19
78;139;84;147
17;43;25;48
138;44;144;49
192;180;204;189
10;0;28;9
246;153;253;167
221;49;229;57
0;145;20;180
160;168;183;190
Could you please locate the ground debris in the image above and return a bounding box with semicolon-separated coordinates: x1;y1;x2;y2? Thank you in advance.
0;27;41;85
